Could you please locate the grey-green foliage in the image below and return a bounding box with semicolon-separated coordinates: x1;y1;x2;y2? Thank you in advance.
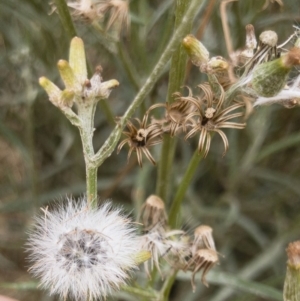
0;1;300;301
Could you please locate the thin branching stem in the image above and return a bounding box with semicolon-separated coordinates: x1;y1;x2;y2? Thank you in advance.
156;0;202;202
159;269;178;301
53;0;77;38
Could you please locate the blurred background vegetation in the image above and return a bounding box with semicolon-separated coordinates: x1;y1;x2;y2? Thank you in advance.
1;0;300;300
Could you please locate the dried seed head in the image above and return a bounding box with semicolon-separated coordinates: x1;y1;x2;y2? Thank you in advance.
192;225;216;255
117;112;163;167
138;226;168;276
186;249;219;291
139;227;188;276
97;0;130;35
259;30;278;47
139;195;167;230
67;0;101;22
27;198;140;301
184;83;246;157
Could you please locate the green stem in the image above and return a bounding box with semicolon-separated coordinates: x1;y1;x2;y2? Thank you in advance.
156;0;198;202
92;0;205;168
159;269;178;301
169;149;204;228
156;136;177;201
77;104;98;206
53;0;77;38
86;165;98;207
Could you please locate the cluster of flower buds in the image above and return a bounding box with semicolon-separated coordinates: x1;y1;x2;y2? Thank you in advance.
39;36;119;144
138;195;219;289
40;37;118;111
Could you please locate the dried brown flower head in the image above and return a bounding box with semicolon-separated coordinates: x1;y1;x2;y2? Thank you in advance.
185;249;219;291
139;226;188;276
231;24;257;66
245;29;279;73
192;225;216;255
67;0;102;22
184;83;246;157
97;0;130;33
139;195;167;231
117;112;163;167
149;89;195;137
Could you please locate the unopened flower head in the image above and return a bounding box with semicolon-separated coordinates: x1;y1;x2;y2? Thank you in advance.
27;197;140;301
251;47;300;97
182;34;209;68
39;37;119;110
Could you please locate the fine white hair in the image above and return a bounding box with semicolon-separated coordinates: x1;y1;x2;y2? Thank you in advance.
27;197;139;301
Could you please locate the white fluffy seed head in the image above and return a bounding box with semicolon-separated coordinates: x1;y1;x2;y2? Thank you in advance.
27;197;139;301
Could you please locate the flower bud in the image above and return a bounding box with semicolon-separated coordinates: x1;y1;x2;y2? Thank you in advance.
61;89;75;107
96;79;120;99
252;48;300;97
133;250;152;265
57;60;81;91
205;56;229;74
39;77;62;107
284;241;300;301
69;37;88;85
182;34;209;67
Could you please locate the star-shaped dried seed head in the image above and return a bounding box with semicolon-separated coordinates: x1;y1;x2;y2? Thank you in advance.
117;112;163;167
184;83;246;157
